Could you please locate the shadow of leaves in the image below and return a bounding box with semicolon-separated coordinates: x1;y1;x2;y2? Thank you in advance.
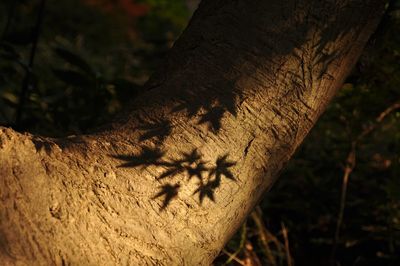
157;149;208;181
172;80;239;132
152;183;181;211
112;147;237;210
112;146;165;168
136;118;172;142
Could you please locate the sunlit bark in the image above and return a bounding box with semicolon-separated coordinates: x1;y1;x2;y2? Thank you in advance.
0;0;386;264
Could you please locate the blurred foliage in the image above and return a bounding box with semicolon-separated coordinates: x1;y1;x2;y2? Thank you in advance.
0;0;190;135
1;0;399;265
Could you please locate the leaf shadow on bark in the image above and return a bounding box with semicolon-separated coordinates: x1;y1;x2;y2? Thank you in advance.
109;0;383;211
111;147;237;211
171;79;239;132
138;0;376;135
135;117;172;142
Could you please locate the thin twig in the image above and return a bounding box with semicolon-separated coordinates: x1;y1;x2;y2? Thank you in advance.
222;249;245;265
331;142;356;262
357;101;400;140
243;241;262;266
251;207;285;265
15;0;46;127
1;0;16;40
281;222;293;266
223;222;247;266
331;100;400;264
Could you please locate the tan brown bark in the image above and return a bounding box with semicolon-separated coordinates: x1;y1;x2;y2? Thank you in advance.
0;0;386;265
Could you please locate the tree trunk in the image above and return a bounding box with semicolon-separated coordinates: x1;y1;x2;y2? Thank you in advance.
0;0;386;265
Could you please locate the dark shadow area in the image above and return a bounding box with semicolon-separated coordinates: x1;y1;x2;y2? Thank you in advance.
0;0;189;136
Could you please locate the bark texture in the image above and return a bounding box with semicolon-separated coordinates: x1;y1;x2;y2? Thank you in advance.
0;0;386;265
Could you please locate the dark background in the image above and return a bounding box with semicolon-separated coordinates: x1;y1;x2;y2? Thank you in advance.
0;0;399;265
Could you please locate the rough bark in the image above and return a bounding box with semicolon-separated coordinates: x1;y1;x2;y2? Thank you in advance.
0;0;386;265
